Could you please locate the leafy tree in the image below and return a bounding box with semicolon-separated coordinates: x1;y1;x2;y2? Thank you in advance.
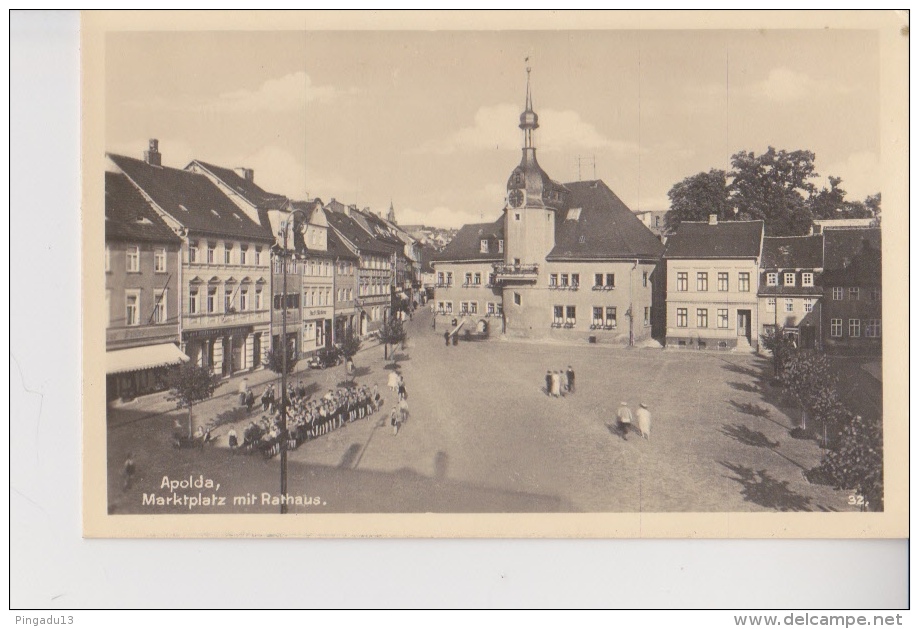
165;361;222;438
664;169;732;233
379;316;407;362
265;342;299;375
810;179;882;222
813;412;883;511
779;350;836;432
338;329;362;361
760;327;798;377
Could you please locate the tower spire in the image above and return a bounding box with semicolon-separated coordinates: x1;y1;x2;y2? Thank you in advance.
519;61;539;150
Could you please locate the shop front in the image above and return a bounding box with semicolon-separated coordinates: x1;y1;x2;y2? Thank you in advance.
183;325;256;377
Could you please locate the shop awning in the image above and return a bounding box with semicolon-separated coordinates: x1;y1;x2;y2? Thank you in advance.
106;343;188;375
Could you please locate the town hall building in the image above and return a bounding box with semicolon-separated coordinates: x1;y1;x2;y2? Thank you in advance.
434;70;664;344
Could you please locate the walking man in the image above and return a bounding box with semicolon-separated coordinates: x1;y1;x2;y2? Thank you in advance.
545;370;552;396
637;402;652;440
390;406;400;435
566;366;575;394
616;402;633;441
444;331;450;347
122;453;136;490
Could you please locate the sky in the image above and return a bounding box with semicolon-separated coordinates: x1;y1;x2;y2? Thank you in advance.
105;28;881;229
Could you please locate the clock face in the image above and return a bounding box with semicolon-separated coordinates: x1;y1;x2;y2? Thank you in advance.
508;189;524;208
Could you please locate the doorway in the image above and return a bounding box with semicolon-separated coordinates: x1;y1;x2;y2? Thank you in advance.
736;310;752;343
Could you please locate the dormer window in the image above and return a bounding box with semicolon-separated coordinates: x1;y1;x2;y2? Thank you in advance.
784;272;796;287
567;208;581;220
767;273;777;286
480;239;489;253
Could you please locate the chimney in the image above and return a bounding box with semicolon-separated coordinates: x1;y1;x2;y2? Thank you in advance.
234;167;254;182
708;214;718;225
144;138;161;166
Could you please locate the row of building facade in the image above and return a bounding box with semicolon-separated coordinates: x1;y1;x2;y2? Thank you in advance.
432;72;882;355
105;140;422;401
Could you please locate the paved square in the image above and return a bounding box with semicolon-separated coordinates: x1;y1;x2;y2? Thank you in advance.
107;308;854;514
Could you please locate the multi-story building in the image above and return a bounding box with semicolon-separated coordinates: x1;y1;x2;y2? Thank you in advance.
821;228;881;353
663;216;765;351
634;209;670;242
104;171;186;401
325;202;397;336
757;235;825;349
437;70;664;344
433;220;504;333
109;141;275;377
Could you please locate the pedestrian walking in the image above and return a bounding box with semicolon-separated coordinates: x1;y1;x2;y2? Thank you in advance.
399;397;409;426
616;402;634;441
444;331;450;346
636;403;652;440
550;371;561;398
238;378;248;406
566;366;575;393
390;406;400;435
559;368;569;395
122;453;136;490
245;390;255;413
545;370;552;396
227;428;238;451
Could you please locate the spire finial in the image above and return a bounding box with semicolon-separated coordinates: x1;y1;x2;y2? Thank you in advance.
525;58;532;110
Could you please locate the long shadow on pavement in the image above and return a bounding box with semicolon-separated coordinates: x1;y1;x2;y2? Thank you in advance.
719;460;812;512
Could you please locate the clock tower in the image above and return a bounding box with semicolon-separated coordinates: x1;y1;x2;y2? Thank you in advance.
504;66;563;267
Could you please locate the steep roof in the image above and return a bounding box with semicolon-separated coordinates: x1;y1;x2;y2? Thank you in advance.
663;220;764;259
434;219;504;262
109;154;274;242
326;229;358;261
822;228;881;270
547;180;664;260
188;160;289;210
761;235;824;269
325;208;398;257
105;172;182;244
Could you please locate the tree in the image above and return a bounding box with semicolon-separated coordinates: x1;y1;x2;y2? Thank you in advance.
813;412;883;511
338;329;362;362
265;342;299;375
165;361;222;438
664;169;732;233
379;316;407;362
779;350;836;432
760;327;798;377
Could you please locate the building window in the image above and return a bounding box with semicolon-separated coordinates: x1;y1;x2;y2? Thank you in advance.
606;273;616;288
125;290;140;326
255;247;262;266
487;302;496;315
549;273;558;287
832;287;843;301
866;319;881;338
785;298;794;313
642;271;648;288
240;288;248;311
566;306;577;325
126;246;139;272
224;243;233;264
469;301;478;314
207;243;216;264
188;241;198;263
869;287;881;302
152;293;166;324
255;288;263;310
464;272;472;286
473;272;481;285
480;239;489;253
849;287;860;301
717;309;729;329
766;272;778;287
154;248;167;273
460;302;470;315
498;240;504;253
830;318;842;338
592;307;603;326
784;272;796;286
696;272;708;292
105;245;111;272
553;305;564;325
738;272;750;292
718;272;729;292
446;272;453;286
803;298;813;313
849;319;861;338
802;272;814;287
676;308;688;328
437;272;444;285
225;288;234;312
605;306;616;328
767;297;776;313
560;274;569;287
207;287;217;313
514;213;521;221
676;272;688;292
644;306;650;326
514;293;521;306
696;308;708;328
189;288;199;314
571;274;580;288
594;273;603;288
240;246;248;265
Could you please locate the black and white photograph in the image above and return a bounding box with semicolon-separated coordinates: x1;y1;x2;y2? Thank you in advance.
79;10;908;537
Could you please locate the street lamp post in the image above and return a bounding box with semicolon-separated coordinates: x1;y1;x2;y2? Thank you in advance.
274;208;311;515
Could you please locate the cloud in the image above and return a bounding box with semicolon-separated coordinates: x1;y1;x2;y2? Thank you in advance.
746;67;853;104
417;103;638;155
124;72;340;113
